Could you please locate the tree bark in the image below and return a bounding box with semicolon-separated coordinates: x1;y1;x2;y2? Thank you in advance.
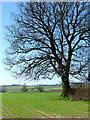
61;73;71;97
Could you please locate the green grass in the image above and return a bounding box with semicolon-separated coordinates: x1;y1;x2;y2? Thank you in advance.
2;92;88;118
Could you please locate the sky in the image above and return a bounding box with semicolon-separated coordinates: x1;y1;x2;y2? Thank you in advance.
1;2;61;85
1;1;88;85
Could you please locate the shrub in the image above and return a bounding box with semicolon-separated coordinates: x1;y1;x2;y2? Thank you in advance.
2;86;7;92
69;84;88;101
37;85;44;92
21;84;28;92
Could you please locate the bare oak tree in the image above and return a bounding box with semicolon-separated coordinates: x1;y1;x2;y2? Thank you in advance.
4;2;89;97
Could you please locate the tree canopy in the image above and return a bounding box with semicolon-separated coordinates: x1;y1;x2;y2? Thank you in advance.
4;2;89;96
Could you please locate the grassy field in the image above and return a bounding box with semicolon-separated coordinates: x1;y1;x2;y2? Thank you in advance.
2;92;88;118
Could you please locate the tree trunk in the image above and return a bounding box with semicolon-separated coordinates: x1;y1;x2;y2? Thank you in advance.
61;73;71;97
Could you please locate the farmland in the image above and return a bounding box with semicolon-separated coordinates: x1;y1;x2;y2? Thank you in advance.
2;92;88;118
0;85;61;93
